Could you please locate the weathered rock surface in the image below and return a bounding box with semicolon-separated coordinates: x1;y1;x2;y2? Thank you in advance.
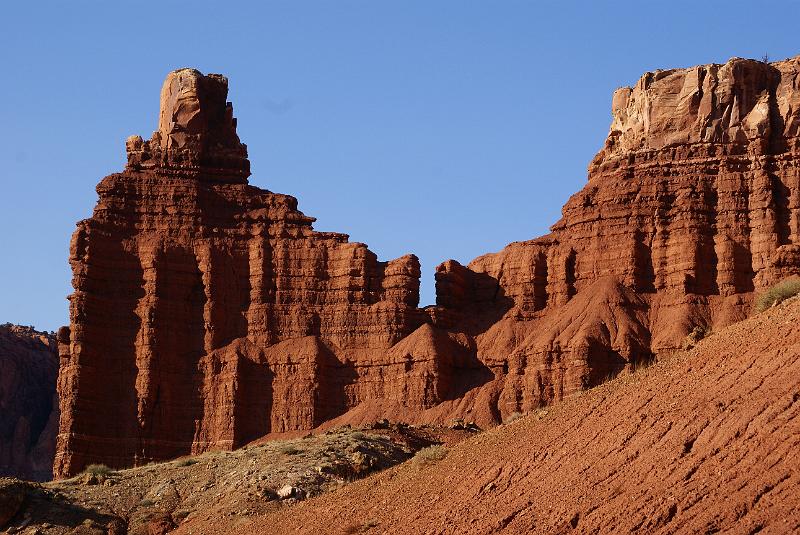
56;57;800;477
232;294;800;535
56;69;425;478
433;55;800;417
0;325;58;481
0;478;26;528
4;425;471;535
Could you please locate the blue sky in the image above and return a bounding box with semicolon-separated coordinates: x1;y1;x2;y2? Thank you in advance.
2;1;799;331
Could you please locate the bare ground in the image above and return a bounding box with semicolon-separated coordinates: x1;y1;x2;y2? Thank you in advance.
216;298;800;534
1;425;474;534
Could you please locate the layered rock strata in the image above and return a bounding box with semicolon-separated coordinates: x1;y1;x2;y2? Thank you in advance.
433;56;800;415
55;57;800;477
56;69;430;477
0;325;58;481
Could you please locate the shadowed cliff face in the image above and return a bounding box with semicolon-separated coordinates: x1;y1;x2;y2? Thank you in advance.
55;57;800;478
0;325;58;481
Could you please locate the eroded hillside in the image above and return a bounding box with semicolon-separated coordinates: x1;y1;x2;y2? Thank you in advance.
223;297;800;534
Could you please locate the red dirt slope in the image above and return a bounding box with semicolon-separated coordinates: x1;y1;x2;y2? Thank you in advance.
217;298;800;534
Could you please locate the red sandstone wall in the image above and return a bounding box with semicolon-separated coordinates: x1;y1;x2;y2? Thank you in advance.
433;57;800;417
54;58;800;477
0;325;58;481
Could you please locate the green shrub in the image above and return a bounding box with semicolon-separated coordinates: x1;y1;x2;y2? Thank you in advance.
82;464;114;477
754;279;800;313
175;458;197;467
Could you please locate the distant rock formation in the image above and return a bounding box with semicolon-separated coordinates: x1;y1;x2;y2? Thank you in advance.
0;325;58;481
54;56;800;478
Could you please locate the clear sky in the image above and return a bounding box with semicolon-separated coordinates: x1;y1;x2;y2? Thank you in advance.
2;1;799;332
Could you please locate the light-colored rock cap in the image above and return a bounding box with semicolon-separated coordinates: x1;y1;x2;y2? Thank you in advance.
125;68;249;180
594;55;800;164
157;68;231;151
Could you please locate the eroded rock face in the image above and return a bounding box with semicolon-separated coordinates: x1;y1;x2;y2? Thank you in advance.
0;325;59;481
55;58;800;477
0;478;26;528
55;70;427;478
433;56;800;416
126;68;249;181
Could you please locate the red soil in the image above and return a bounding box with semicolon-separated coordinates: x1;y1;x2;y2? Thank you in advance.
205;298;800;534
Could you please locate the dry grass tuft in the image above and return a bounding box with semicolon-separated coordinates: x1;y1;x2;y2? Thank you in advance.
342;520;380;533
754;279;800;313
276;443;302;456
503;412;524;424
413;445;448;465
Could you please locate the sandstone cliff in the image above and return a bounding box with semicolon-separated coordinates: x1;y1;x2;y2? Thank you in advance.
234;289;800;535
0;325;58;481
56;69;426;478
435;56;800;417
55;57;800;478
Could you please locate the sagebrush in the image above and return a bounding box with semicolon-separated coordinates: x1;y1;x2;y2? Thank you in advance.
82;464;114;477
754;279;800;313
503;412;524;424
413;445;448;465
277;443;302;455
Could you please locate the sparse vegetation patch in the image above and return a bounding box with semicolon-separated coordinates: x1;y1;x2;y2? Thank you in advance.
413;445;448;465
503;412;524;424
82;464;114;477
277;443;303;456
754;279;800;313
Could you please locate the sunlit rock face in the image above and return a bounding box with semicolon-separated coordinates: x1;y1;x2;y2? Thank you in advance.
126;68;249;180
55;57;800;478
56;69;425;478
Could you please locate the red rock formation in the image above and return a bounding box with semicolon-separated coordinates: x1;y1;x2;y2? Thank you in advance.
55;69;426;478
232;295;800;535
0;325;58;481
55;57;800;478
434;56;800;419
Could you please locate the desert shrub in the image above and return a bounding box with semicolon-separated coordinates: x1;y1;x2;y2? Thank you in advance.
631;356;656;373
754;279;800;313
413;445;448;465
175;458;197;467
277;443;302;455
82;464;114;477
682;325;711;350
